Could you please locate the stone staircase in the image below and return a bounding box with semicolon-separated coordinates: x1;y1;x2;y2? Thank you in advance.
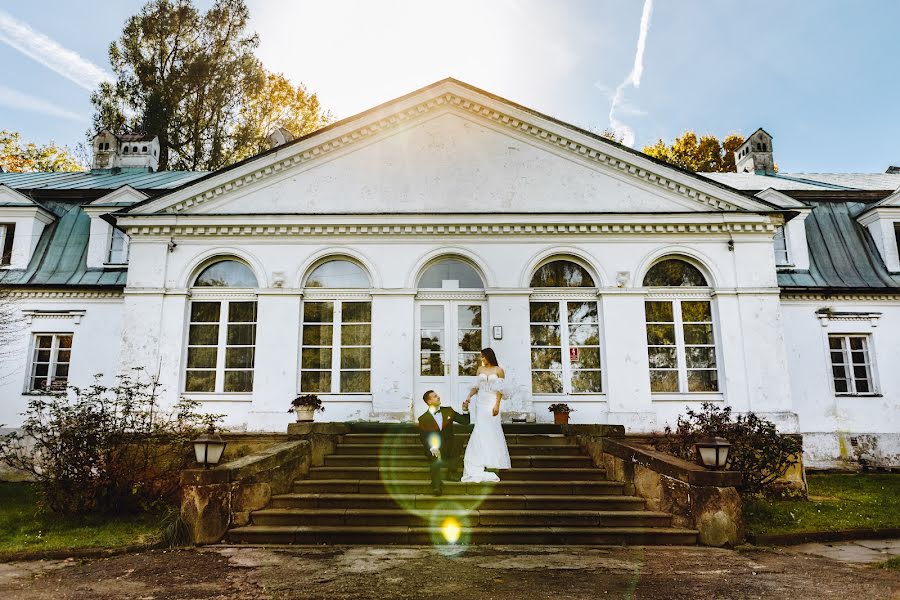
226;424;698;545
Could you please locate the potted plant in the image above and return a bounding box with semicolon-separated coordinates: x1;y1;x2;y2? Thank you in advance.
548;403;574;425
289;394;324;422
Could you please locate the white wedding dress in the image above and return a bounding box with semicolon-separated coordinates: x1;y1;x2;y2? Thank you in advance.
461;373;511;483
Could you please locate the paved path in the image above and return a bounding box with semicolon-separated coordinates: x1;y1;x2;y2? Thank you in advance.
0;545;897;599
792;538;900;564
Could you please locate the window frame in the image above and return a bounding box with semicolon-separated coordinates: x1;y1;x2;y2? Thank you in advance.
645;297;721;395
27;333;73;392
107;227;129;265
0;223;15;266
827;333;878;396
529;297;604;396
299;299;372;395
773;225;791;266
183;293;258;397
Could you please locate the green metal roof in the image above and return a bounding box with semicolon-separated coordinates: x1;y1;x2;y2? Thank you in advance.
0;169;206;191
0;200;127;288
778;201;900;291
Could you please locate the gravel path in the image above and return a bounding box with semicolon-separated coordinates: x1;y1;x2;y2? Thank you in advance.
0;544;897;599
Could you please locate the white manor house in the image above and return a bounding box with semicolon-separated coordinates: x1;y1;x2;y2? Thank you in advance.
1;79;898;469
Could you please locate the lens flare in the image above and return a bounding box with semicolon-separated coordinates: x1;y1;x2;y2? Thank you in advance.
440;517;462;544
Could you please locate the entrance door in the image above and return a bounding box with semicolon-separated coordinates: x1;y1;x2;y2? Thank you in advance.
415;301;486;414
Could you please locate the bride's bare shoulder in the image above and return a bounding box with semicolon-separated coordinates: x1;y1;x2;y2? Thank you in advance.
497;367;506;378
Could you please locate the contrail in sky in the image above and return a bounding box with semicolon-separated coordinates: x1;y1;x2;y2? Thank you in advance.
0;85;86;121
608;0;654;147
0;9;112;91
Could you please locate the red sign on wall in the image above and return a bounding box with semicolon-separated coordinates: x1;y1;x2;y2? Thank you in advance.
569;347;579;362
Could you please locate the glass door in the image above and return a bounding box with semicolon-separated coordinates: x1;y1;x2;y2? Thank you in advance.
415;302;486;414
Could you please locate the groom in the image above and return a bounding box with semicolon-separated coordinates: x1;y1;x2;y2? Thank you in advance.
417;390;470;496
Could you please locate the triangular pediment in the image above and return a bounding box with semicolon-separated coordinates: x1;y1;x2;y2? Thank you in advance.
0;184;42;206
88;185;148;207
127;79;772;217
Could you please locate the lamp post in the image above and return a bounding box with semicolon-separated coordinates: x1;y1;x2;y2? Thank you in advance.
193;428;227;469
695;436;731;469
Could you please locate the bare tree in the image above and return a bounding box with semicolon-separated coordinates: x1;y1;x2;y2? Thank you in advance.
0;289;22;382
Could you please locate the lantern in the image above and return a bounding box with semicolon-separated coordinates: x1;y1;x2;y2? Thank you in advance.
193;429;227;469
695;436;731;469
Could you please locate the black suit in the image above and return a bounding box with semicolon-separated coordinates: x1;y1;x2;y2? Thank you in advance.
417;406;470;490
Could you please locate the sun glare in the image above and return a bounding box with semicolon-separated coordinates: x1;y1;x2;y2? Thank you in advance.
441;517;462;544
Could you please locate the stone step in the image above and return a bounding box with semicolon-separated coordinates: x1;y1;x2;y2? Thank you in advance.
250;508;673;528
226;525;698;546
324;454;594;469
292;479;625;496
269;493;647;511
343;433;577;446
333;443;585;457
308;466;608;481
347;423;564;435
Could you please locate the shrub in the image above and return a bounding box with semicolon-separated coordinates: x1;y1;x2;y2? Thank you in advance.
547;403;574;414
651;403;801;495
288;394;325;412
0;369;222;515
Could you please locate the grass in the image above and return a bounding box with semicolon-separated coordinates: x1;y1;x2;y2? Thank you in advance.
744;473;900;537
874;556;900;570
0;482;163;556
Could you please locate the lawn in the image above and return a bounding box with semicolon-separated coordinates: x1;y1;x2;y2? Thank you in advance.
744;473;900;537
0;482;162;556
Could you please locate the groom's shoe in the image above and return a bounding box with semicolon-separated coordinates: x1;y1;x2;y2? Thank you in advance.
431;483;443;496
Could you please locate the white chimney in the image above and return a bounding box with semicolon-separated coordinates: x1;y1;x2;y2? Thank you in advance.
91;130;159;172
266;126;296;150
734;128;775;174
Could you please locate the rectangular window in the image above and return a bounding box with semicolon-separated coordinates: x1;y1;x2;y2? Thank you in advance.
301;301;371;394
773;225;790;266
530;300;602;394
645;299;718;393
29;334;72;391
108;228;128;263
185;300;257;393
828;335;874;395
0;223;15;266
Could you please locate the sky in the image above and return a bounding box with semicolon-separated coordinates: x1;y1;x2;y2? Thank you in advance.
1;0;899;173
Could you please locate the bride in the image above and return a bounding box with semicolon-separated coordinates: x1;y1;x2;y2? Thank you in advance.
461;348;511;483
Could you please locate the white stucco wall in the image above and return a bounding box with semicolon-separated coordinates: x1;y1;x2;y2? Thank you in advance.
782;298;900;468
0;296;123;427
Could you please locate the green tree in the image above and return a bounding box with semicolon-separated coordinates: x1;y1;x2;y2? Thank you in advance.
0;130;84;173
232;71;333;161
91;0;330;171
643;131;745;173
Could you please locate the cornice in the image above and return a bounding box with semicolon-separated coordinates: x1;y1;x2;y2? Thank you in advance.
781;292;900;302
815;310;882;327
131;88;770;217
5;289;123;299
22;309;86;324
121;219;777;238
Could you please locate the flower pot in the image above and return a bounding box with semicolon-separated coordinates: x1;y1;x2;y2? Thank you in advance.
294;407;316;422
553;411;569;425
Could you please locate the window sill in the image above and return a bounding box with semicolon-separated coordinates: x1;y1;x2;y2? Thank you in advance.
835;393;882;398
299;394;373;402
532;394;606;402
651;392;724;402
182;393;253;403
103;262;128;268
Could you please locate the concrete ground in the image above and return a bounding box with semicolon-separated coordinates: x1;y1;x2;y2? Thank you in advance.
0;544;897;600
792;538;900;564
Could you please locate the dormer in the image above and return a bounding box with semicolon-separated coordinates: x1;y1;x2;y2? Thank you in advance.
856;187;900;273
91;130;159;172
82;185;148;268
735;128;775;174
754;188;812;270
0;185;55;269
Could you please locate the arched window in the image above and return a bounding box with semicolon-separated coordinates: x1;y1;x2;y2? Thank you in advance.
642;258;718;394
529;259;601;394
530;260;595;287
418;258;484;289
643;258;707;287
300;259;372;395
185;259;258;395
305;259;369;288
194;260;258;287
